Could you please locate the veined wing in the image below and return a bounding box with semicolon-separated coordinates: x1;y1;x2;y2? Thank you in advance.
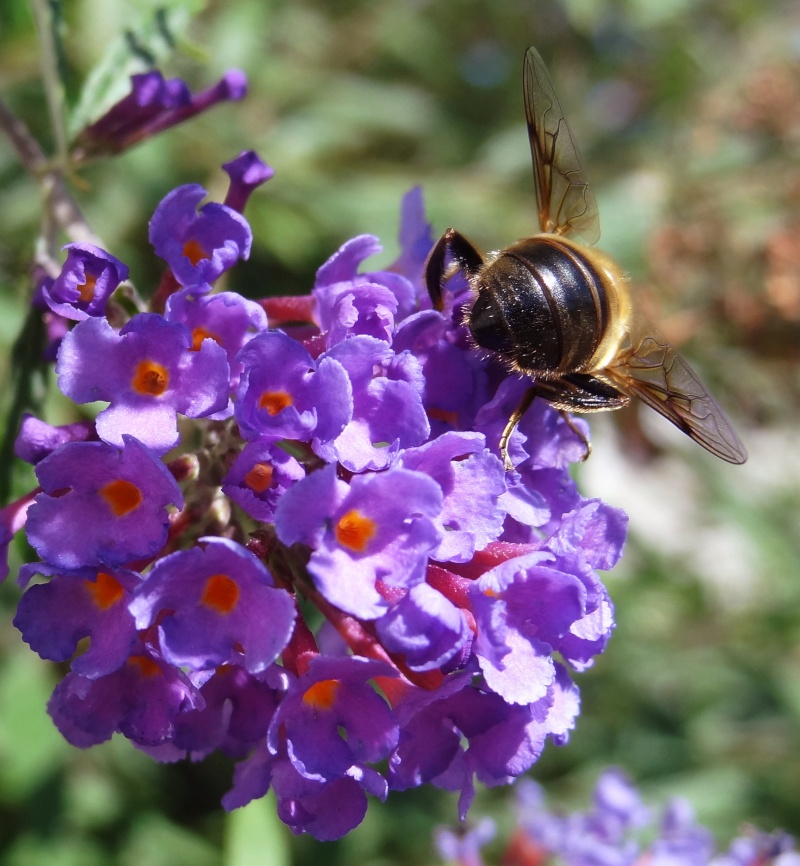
523;46;601;244
602;316;748;464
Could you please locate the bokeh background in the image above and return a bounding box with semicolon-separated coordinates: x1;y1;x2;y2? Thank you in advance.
1;0;799;863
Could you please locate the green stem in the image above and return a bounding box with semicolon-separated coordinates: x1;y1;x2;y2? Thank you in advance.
29;0;69;169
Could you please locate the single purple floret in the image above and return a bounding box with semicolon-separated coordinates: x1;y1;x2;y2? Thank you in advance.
42;243;129;320
129;536;296;674
14;565;141;678
25;436;183;570
275;463;442;619
221;439;305;523
222;150;275;214
149;184;252;286
56;312;230;454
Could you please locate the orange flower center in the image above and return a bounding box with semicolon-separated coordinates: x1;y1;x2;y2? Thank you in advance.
182;238;208;266
77;273;98;303
244;462;274;493
200;573;240;614
302;679;340;710
258;390;292;416
191;326;221;351
131;360;169;396
335;509;377;553
85;572;125;609
99;479;143;517
128;655;161;677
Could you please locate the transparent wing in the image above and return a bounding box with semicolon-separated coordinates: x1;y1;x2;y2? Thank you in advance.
602;316;748;464
523;46;601;244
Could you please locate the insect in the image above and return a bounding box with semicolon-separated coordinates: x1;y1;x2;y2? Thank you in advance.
425;46;747;469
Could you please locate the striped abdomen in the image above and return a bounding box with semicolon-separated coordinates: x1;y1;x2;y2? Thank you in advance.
467;234;627;377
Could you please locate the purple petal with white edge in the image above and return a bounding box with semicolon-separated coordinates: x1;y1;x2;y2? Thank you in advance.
545;662;581;745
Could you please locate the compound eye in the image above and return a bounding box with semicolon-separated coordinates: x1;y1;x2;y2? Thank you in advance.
469;291;514;354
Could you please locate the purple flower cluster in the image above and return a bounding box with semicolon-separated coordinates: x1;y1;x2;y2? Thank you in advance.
7;151;628;840
436;769;798;866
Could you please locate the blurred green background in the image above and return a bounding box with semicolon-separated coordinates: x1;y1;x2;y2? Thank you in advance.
1;0;800;863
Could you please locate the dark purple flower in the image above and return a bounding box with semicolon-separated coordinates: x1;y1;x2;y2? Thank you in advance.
149;184;252;286
26;436;183;569
56;313;230;453
14;565;140;677
48;646;198;747
224;747;379;841
172;664;282;757
73;70;247;159
223;151;275;214
129;537;296;674
42;243;129;320
267;655;399;783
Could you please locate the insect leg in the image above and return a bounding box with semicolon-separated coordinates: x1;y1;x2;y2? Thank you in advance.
424;228;484;311
499;386;537;470
501;374;629;470
558;410;591;461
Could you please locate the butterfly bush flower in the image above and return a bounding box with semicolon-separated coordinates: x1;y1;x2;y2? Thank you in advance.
6;153;629;840
72;69;248;161
42;243;129;321
434;769;798;866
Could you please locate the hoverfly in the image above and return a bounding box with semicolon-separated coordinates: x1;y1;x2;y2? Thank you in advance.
425;46;747;469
